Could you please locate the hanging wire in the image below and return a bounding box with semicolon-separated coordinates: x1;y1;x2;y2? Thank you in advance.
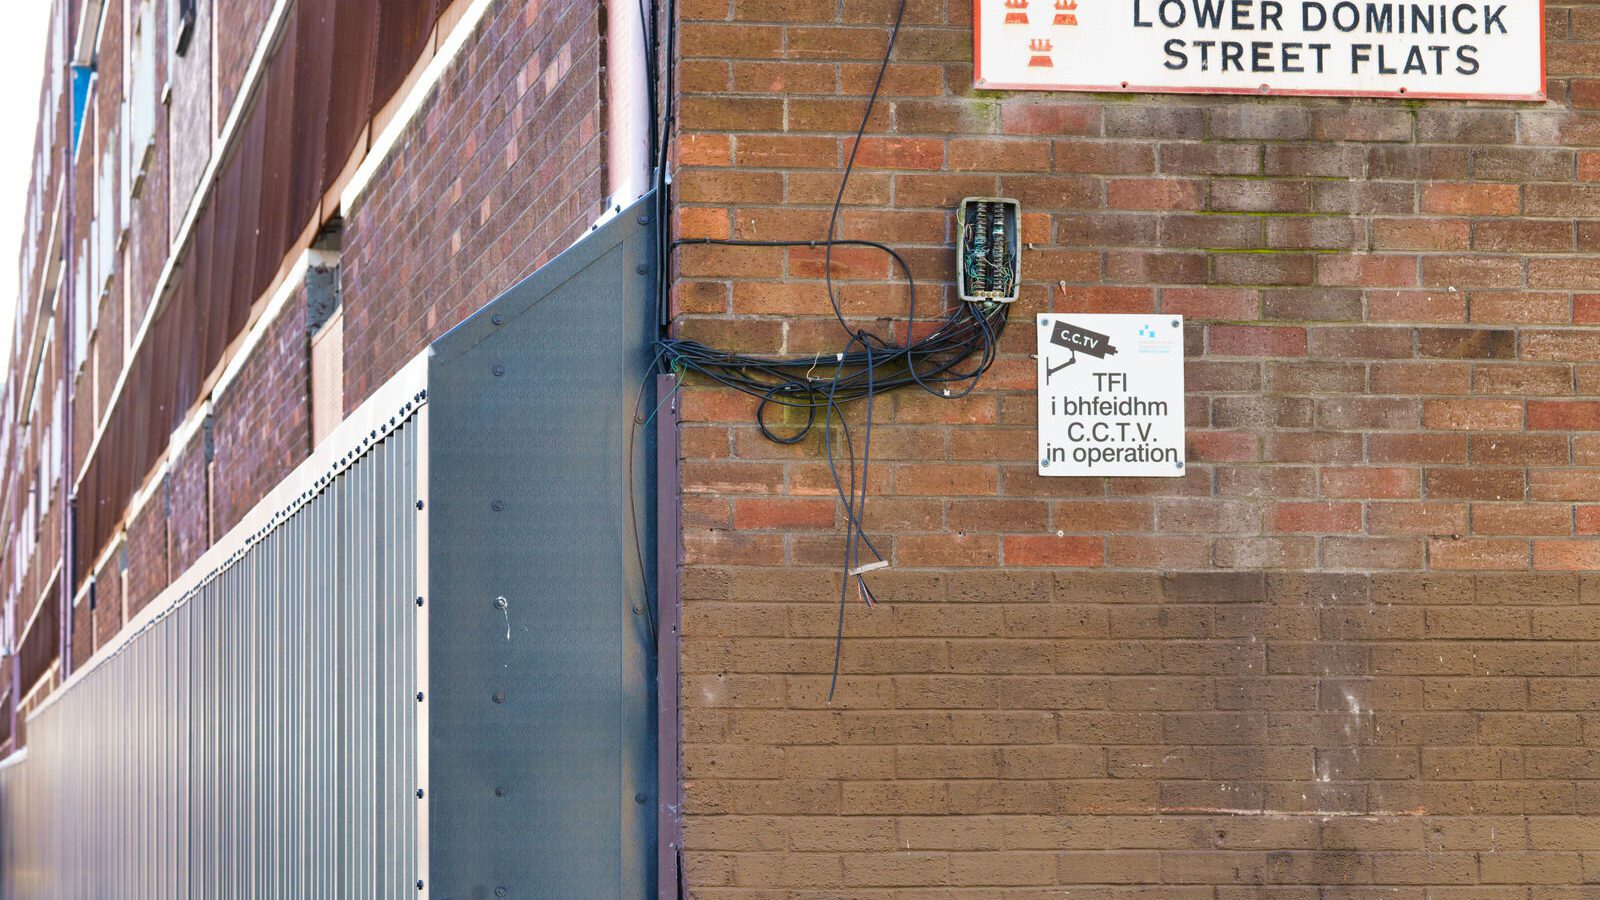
656;0;1008;700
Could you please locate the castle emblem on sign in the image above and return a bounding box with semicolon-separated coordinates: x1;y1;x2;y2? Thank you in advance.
1003;0;1028;25
1028;38;1053;67
1053;0;1077;26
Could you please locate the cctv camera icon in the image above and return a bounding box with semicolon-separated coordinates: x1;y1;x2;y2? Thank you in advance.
1049;321;1118;359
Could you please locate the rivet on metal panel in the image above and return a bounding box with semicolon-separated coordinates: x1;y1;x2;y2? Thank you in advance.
417;788;426;799
496;888;508;897
491;500;504;512
635;792;648;804
491;313;504;326
635;263;649;275
495;786;507;797
632;604;642;614
416;692;425;702
417;881;425;891
637;214;649;225
493;691;505;704
416;595;425;607
493;596;508;610
416;500;425;510
492;364;505;377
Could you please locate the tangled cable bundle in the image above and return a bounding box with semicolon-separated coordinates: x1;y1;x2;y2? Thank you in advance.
656;0;1009;698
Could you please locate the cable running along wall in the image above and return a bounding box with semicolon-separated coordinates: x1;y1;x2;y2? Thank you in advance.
657;0;1010;697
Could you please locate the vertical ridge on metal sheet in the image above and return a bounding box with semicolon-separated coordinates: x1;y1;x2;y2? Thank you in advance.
0;414;423;895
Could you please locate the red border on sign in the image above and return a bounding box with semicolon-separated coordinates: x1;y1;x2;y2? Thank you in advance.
972;0;1548;103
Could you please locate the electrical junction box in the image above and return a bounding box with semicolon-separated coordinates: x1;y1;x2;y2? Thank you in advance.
958;197;1020;303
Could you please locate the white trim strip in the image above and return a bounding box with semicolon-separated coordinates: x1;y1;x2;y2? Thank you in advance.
0;747;28;771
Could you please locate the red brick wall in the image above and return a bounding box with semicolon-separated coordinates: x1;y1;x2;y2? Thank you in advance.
340;0;605;410
90;549;122;653
166;431;208;579
210;293;310;536
672;1;1600;894
68;597;91;672
124;486;167;617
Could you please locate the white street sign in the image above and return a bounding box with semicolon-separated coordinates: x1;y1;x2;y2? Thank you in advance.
976;0;1545;101
1037;314;1186;477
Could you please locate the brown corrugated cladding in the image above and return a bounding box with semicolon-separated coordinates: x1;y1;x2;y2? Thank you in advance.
374;0;445;107
17;585;57;697
75;0;442;579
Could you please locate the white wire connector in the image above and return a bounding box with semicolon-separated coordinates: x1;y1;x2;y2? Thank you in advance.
848;560;889;577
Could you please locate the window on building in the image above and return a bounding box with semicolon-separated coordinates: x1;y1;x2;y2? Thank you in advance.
174;0;196;56
69;64;94;153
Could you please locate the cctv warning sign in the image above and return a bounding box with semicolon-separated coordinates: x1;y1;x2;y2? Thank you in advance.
976;0;1544;100
1038;314;1186;478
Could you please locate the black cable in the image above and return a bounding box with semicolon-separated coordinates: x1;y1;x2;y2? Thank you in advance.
625;347;669;645
653;0;677;327
656;0;1006;700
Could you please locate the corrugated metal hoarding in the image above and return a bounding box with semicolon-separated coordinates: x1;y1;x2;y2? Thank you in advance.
0;399;425;898
0;195;661;897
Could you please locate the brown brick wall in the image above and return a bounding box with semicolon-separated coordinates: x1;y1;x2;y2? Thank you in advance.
68;597;91;673
91;549;122;653
166;431;208;579
340;0;605;410
215;0;274;117
124;485;167;617
210;291;310;536
673;1;1600;894
166;0;211;239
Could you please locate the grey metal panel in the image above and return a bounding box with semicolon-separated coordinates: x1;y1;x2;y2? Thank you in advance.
0;412;424;897
427;193;659;897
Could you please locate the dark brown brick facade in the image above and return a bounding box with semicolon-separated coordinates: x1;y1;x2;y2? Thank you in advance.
124;486;167;618
671;1;1600;894
209;294;310;537
165;429;208;583
4;0;606;694
341;0;606;409
90;548;122;654
5;0;1600;892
